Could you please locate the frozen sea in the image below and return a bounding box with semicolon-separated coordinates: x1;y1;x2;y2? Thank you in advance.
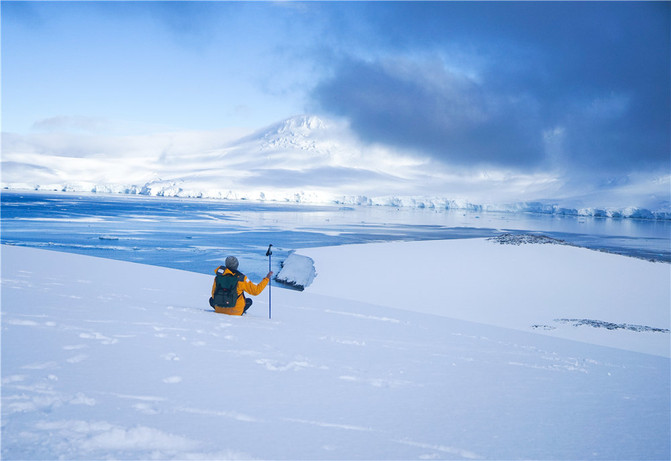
1;191;669;283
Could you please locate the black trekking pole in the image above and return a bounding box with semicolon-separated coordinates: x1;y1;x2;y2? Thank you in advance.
266;244;273;319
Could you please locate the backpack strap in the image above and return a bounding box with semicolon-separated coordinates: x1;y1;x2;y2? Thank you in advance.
215;266;245;281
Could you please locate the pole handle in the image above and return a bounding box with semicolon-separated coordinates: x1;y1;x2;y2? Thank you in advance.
266;244;273;319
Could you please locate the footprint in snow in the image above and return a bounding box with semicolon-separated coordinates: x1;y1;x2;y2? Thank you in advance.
79;332;118;345
134;402;160;415
320;335;367;346
2;375;27;384
21;361;59;370
66;354;89;364
256;358;312;372
6;319;40;326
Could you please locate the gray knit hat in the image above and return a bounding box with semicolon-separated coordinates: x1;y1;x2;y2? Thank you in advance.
225;256;239;271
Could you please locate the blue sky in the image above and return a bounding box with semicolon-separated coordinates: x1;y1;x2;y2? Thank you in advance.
2;1;669;201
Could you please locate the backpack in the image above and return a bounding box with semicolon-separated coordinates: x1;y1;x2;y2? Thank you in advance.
213;270;245;308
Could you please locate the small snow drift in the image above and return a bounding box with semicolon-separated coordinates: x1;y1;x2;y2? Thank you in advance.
275;252;316;290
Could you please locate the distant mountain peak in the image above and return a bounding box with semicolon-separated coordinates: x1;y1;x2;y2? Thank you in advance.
259;115;330;152
264;115;328;140
273;115;327;134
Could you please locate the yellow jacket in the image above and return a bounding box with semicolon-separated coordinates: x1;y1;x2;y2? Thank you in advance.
211;266;269;316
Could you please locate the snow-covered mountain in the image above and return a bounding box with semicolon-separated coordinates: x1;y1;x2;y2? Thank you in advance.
2;115;669;219
3;115;418;202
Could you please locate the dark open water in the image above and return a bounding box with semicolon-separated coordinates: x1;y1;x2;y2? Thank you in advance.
1;191;669;283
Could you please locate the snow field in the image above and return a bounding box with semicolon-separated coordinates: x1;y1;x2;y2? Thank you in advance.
298;238;670;357
1;241;669;460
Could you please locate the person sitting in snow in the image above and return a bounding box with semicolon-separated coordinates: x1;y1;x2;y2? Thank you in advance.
209;256;272;315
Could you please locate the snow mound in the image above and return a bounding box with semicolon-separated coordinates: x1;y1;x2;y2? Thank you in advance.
275;252;316;290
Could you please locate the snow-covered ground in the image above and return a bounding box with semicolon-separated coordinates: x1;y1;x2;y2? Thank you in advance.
297;238;670;357
2;240;669;460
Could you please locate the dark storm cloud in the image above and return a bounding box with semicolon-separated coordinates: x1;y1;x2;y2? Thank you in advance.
314;58;545;168
312;2;670;174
